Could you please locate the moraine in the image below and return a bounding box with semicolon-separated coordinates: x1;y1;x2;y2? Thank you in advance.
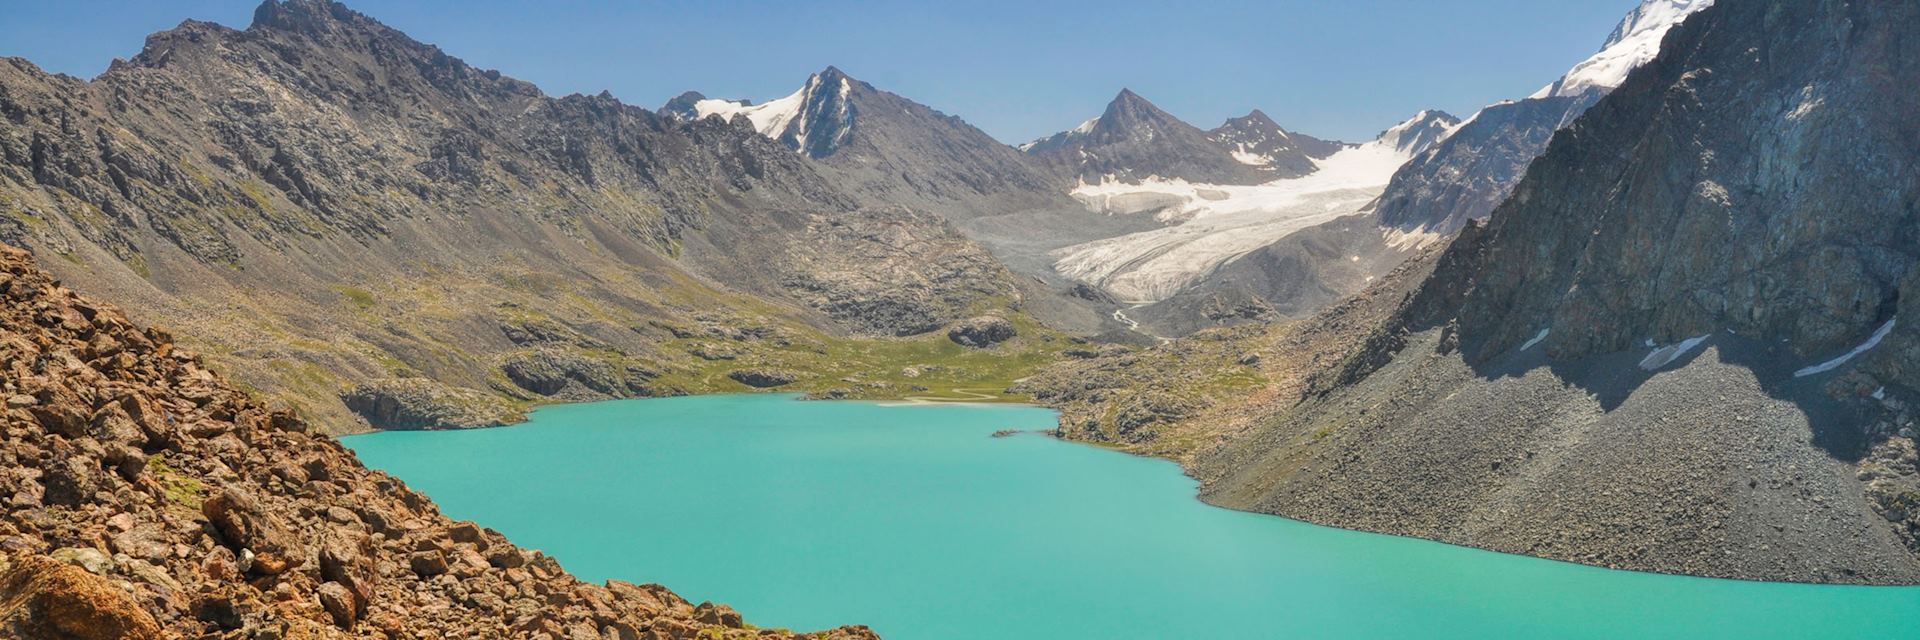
344;394;1920;639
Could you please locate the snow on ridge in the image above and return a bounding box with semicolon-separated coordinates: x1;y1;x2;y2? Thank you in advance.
693;85;806;137
689;72;854;151
1794;318;1897;378
1531;0;1713;99
1019;117;1100;152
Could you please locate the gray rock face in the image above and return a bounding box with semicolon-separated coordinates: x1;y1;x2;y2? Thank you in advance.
498;348;658;399
340;378;521;430
1430;0;1919;375
946;315;1016;348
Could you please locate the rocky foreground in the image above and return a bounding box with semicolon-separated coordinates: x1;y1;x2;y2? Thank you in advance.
0;244;873;638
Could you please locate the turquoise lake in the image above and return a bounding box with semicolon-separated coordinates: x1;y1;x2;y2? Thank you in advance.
343;394;1920;639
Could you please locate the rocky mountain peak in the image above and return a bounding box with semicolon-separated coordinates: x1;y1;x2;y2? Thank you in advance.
1230;109;1277;129
660;90;707;120
1088;88;1184;140
1024;88;1275;185
1206;108;1347;178
249;0;372;37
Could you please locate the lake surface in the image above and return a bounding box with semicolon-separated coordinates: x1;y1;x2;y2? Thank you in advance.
344;394;1920;639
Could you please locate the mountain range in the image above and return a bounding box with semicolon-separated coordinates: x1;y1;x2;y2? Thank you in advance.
3;2;1918;638
1029;0;1920;585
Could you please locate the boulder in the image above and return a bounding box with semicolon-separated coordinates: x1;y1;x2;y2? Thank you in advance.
201;489;302;575
946;316;1016;348
0;554;163;639
727;368;798;388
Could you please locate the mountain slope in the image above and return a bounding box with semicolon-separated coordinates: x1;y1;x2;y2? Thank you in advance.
0;0;1035;433
0;244;874;638
1376;0;1713;236
1200;0;1920;584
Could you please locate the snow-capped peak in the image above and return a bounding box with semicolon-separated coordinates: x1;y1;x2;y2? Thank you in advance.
677;67;858;157
1373;109;1461;155
1531;0;1713;99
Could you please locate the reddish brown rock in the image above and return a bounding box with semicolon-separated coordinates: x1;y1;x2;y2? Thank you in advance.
0;554;164;640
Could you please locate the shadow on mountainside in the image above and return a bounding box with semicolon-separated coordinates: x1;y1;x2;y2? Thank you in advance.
1455;324;1891;464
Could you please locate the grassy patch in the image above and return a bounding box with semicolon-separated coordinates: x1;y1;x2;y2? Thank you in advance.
147;456;207;514
332;285;376;310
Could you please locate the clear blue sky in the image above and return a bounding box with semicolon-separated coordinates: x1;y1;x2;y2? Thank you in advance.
0;0;1639;143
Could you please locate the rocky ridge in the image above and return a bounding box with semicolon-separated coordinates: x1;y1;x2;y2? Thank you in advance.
0;243;875;638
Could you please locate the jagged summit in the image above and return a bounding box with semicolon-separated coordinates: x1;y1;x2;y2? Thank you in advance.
1022;88;1279;185
247;0;391;40
667;66;858;158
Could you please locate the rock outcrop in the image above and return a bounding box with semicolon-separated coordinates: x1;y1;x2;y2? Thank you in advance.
946;316;1016;348
0;244;874;637
727;368;798;388
340;378;522;430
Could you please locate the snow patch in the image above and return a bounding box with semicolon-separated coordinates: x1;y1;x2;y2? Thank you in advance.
1230;150;1272;166
1794;318;1897;378
1873;387;1887;400
1639;334;1710;371
1521;329;1550;352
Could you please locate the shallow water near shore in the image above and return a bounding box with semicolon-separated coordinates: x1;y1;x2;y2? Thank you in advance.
344;394;1920;639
